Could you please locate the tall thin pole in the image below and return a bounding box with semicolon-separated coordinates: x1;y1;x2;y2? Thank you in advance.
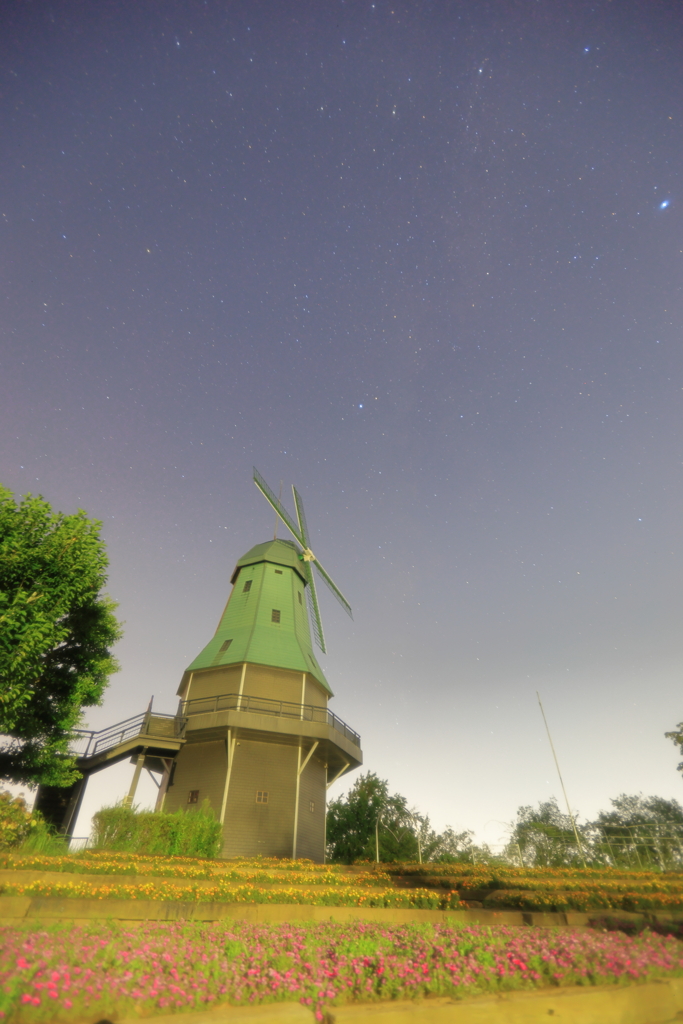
536;692;587;868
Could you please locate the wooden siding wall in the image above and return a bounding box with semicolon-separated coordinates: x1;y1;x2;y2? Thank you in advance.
221;739;298;859
164;739;227;816
189;665;242;701
304;675;328;708
241;664;302;705
296;751;326;861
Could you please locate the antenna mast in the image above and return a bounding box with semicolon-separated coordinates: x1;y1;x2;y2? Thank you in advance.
536;692;587;868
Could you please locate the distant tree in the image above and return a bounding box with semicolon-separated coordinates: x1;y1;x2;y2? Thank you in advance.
326;773;416;863
326;772;475;864
422;825;477;863
665;723;683;777
506;798;585;867
0;486;122;787
588;794;683;869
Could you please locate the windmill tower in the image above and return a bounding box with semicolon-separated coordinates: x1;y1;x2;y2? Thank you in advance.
160;469;362;861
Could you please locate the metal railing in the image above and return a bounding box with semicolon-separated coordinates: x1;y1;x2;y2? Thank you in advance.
179;692;361;747
69;711;181;760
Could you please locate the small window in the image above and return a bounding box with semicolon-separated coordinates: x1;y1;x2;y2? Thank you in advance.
271;609;281;623
256;790;269;804
297;591;302;605
219;639;232;653
188;790;199;804
309;800;315;813
274;569;283;574
242;579;252;593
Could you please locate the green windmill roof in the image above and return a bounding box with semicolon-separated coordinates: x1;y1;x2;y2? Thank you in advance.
185;538;332;694
231;539;307;584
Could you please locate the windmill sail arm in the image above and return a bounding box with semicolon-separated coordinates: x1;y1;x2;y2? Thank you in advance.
253;468;304;545
314;559;353;619
292;486;310;548
302;559;326;653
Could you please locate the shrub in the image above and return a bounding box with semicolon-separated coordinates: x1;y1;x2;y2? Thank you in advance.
18;824;70;855
91;799;222;857
0;790;40;849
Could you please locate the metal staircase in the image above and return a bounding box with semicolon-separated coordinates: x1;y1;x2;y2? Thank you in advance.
69;710;185;771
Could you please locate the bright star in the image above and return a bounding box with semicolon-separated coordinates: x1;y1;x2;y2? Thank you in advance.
660;199;670;209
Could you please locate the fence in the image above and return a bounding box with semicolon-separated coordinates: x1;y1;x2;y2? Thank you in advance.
179;691;361;747
69;712;181;760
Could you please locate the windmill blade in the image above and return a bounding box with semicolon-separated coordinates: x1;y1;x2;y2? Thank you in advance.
313;558;353;619
301;558;326;654
253;468;304;546
291;486;310;548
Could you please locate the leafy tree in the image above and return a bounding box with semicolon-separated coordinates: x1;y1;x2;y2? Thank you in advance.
326;773;423;863
0;486;122;786
506;798;585;867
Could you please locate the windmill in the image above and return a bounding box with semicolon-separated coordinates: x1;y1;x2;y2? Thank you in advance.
253;467;352;655
154;468;363;861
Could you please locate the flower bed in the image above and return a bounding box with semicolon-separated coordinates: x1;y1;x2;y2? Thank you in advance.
0;852;390;888
2;919;682;1023
389;863;683;889
0;878;465;909
10;877;683;914
4;854;683;912
483;888;683;914
388;864;683;910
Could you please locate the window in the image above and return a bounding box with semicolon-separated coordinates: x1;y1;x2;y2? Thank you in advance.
256;790;269;804
188;790;199;804
309;801;315;813
242;579;252;593
297;592;302;605
219;639;232;653
271;609;281;623
274;569;283;574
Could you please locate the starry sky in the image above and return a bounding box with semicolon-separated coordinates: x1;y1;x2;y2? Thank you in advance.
2;0;683;848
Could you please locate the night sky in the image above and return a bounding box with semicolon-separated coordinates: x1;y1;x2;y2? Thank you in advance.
2;0;683;848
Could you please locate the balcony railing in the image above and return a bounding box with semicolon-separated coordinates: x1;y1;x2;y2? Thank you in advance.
69;712;182;760
179;692;361;748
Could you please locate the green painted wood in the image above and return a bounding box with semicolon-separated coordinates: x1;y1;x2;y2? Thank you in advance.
186;540;331;694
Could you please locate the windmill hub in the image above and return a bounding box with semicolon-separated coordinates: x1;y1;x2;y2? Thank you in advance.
301;548;316;562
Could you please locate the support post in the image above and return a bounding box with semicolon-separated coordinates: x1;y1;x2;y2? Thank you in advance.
61;776;88;839
326;762;349;790
237;663;247;710
155;758;174;813
123;748;147;809
293;743;302;860
219;729;236;825
293;741;318;859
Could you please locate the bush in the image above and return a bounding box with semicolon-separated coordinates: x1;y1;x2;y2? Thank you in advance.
0;788;71;853
0;790;40;849
91;800;222;857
